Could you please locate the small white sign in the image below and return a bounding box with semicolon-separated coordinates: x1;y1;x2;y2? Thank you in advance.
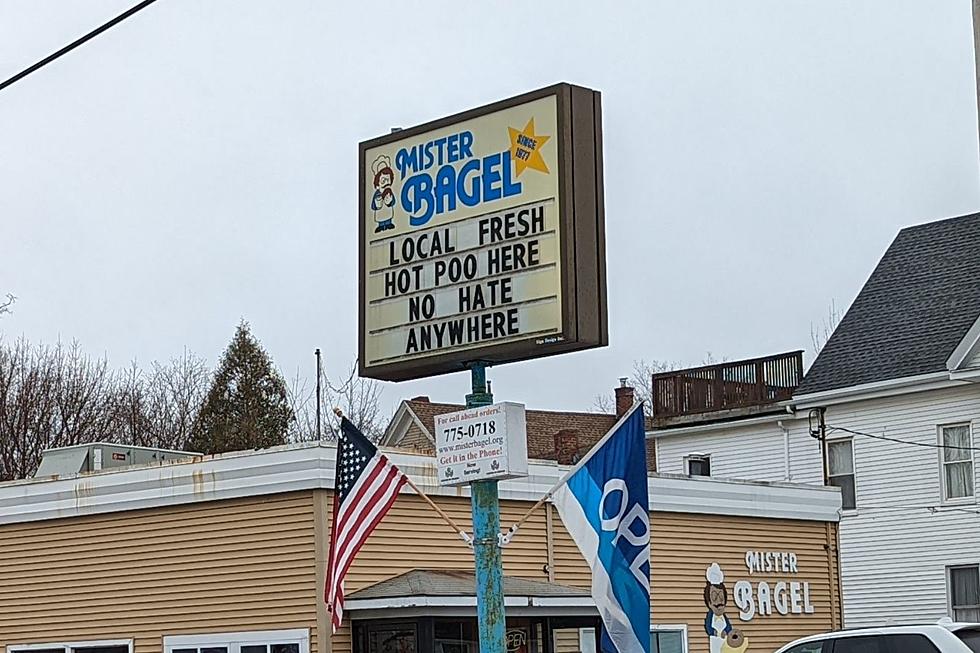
435;401;528;486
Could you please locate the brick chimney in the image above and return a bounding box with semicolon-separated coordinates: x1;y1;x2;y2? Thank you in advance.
614;377;635;418
554;429;580;465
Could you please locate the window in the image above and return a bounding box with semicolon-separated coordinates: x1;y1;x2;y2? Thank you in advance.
827;439;856;510
651;625;687;653
578;628;596;653
434;620;473;653
368;625;416;653
954;627;980;652
941;424;975;501
782;642;824;653
686;454;710;477
950;566;980;622
8;642;131;653
164;631;308;653
882;635;939;652
831;636;881;653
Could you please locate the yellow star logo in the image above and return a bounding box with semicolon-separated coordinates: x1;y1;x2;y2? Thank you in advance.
508;118;551;176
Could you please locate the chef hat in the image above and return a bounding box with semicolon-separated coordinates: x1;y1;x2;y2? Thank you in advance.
372;154;392;176
706;562;725;585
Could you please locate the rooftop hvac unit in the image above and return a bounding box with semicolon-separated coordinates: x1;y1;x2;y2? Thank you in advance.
33;443;201;478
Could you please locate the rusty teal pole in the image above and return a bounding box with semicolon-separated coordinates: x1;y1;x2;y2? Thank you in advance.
467;362;505;653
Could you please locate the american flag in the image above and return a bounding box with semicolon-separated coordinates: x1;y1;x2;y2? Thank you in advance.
326;417;407;630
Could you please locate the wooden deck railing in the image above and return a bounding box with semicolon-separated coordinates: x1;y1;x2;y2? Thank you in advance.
651;351;804;418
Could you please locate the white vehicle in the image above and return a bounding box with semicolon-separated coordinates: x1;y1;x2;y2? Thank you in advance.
774;620;980;653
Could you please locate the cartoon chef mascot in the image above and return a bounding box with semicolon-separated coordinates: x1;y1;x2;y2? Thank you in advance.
703;563;748;653
371;154;396;233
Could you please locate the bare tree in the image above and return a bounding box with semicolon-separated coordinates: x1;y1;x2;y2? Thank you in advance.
113;351;209;450
592;352;730;415
0;338;57;480
0;339;116;481
147;350;209;450
286;369;317;443
592;358;676;414
0;293;14;317
327;360;384;441
0;339;210;481
0;339;381;479
115;362;150;446
51;341;118;447
810;299;843;356
286;358;385;443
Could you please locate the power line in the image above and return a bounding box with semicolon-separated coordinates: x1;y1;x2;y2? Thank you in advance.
837;503;980;516
0;0;160;94
827;425;980;452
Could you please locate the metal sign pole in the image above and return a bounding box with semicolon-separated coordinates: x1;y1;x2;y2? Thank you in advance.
466;362;506;653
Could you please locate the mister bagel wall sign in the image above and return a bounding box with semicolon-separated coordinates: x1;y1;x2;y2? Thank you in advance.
358;83;607;381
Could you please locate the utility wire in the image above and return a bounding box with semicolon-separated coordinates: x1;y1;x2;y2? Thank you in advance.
835;503;980;515
823;425;980;516
0;0;159;94
827;425;980;452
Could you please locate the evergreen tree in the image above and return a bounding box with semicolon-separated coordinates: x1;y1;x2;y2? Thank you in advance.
190;322;294;454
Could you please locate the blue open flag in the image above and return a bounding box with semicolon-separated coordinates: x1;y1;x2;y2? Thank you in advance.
552;405;650;653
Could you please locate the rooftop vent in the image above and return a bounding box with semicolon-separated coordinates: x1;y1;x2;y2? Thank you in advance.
33;443;201;478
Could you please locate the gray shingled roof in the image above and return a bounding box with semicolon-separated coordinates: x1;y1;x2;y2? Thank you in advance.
797;213;980;395
347;569;589;600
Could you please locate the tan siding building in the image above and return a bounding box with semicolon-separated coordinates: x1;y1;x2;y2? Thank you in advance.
0;493;320;653
0;443;840;653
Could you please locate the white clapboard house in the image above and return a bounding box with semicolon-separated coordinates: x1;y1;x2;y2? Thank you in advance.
649;212;980;627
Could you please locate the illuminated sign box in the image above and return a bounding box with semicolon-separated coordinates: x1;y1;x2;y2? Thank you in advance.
358;83;607;381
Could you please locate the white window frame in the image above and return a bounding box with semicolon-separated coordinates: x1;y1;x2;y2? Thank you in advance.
938;423;975;504
684;453;711;477
826;437;857;512
578;627;596;652
163;630;309;653
947;564;980;621
8;641;133;653
651;624;688;653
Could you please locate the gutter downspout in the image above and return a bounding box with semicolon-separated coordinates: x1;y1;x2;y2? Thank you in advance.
778;420;791;481
545;504;556;582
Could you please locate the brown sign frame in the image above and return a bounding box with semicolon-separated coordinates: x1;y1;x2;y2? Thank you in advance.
358;83;607;382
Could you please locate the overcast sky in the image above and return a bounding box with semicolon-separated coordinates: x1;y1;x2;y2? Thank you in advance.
2;1;979;419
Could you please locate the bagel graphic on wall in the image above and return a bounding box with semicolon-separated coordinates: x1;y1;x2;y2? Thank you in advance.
704;563;750;653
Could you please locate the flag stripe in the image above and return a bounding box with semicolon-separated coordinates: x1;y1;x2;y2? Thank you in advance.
553;482;645;653
335;456;389;533
333;480;404;619
330;468;406;628
334;464;405;575
336;464;401;548
549;406;650;653
324;492;339;604
328;464;401;626
326;418;407;633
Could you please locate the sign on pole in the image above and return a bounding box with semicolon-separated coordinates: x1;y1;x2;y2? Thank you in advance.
434;402;528;486
359;83;606;381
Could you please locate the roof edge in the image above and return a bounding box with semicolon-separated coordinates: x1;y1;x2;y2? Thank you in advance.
947;313;980;371
647;412;795;438
792;371;962;409
380;400;436;447
0;443;841;526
